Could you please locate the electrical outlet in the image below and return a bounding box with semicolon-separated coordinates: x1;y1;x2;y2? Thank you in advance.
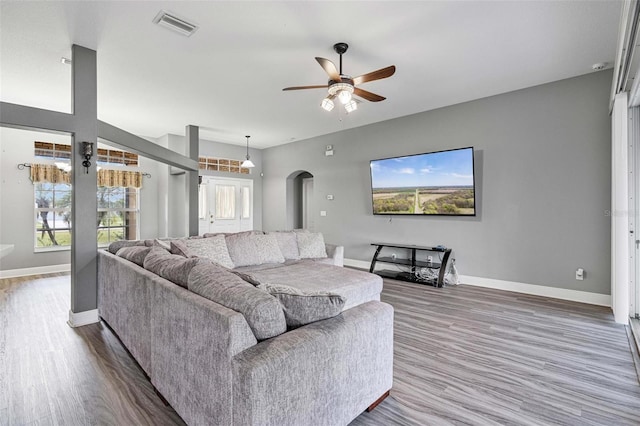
576;268;584;280
427;256;433;263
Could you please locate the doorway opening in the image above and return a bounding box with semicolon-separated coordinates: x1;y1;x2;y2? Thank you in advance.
286;171;314;230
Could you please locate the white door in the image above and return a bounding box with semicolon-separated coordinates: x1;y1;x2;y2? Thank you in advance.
302;177;314;231
199;177;253;234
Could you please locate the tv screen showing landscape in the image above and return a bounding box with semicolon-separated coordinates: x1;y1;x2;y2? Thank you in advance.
370;147;476;216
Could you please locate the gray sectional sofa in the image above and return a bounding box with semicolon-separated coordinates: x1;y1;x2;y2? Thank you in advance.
98;230;394;426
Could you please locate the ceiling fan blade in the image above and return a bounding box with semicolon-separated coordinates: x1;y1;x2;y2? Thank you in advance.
315;57;341;81
282;85;327;91
354;87;386;102
353;65;396;85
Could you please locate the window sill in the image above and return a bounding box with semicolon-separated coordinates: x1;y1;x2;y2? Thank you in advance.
34;246;71;253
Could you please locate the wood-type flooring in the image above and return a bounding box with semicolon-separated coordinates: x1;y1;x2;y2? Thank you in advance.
2;273;639;425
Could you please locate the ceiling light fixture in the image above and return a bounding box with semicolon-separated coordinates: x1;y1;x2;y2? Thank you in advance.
344;99;358;113
321;96;335;111
241;136;255;168
152;10;198;37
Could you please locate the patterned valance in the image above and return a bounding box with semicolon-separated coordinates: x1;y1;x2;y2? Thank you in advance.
29;164;144;188
30;164;71;184
98;169;143;188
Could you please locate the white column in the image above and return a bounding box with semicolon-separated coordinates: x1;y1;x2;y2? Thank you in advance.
612;92;630;324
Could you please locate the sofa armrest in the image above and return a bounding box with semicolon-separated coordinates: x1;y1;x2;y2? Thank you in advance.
325;243;344;267
232;301;393;426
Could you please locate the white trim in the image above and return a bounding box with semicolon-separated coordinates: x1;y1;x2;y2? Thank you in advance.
458;275;611;307
0;263;70;279
345;257;611;307
344;258;371;270
67;309;100;327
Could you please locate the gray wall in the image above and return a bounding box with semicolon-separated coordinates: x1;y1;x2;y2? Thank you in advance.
262;70;612;295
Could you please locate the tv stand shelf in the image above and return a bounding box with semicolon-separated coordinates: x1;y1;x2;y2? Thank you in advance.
370;243;452;288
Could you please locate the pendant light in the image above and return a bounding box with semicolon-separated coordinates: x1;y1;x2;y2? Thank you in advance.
241;135;255;168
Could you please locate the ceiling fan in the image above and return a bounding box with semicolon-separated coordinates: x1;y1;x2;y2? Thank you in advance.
283;42;396;113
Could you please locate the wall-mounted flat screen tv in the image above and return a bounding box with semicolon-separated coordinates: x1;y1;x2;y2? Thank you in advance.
370;147;476;216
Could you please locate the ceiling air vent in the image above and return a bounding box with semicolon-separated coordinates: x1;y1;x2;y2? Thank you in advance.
153;11;198;37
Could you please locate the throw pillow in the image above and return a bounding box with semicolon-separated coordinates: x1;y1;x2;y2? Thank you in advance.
225;233;261;267
296;232;327;259
258;283;345;328
188;262;287;340
270;231;300;260
115;246;151;267
252;234;285;264
153;238;172;251
143;246;207;288
184;235;235;269
170;239;191;258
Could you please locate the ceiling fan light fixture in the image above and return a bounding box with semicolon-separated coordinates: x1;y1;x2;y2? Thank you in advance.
242;135;255;168
344;99;358;113
338;89;352;104
321;97;335;111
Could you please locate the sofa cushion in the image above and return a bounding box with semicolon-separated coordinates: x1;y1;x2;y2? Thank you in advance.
240;262;382;311
183;235;235;269
253;234;285;264
297;232;327;259
270;231;300;260
257;283;345;328
226;233;261;267
187;262;287;340
143;246;207;288
108;240;146;254
115;246;151;267
169;239;191;258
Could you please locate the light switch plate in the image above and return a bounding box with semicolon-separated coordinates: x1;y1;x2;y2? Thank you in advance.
320;210;327;217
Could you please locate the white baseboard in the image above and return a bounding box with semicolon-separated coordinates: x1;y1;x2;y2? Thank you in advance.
0;263;71;279
458;275;611;307
344;258;371;270
68;309;100;327
345;258;611;307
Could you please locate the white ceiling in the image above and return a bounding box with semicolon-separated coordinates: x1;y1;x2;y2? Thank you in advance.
0;1;620;149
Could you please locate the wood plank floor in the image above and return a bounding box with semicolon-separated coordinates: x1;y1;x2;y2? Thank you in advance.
2;273;639;425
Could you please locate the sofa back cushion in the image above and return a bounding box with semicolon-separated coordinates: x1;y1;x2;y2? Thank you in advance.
253;234;285;264
181;235;235;269
143;247;207;288
225;233;261;267
270;231;300;260
188;262;287;340
115;246;151;267
108;240;146;254
297;232;328;259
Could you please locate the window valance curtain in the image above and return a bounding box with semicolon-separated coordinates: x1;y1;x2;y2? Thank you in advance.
29;164;144;188
97;169;143;188
30;164;70;184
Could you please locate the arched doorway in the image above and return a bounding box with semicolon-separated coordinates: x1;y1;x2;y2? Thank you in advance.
286;170;314;230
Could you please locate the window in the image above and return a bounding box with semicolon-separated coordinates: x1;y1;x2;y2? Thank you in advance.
199;156;250;175
215;185;236;219
97;186;139;245
242;186;251;219
35;182;72;248
32;142;142;250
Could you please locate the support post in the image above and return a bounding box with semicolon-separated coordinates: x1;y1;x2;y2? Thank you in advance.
69;45;98;324
185;125;199;236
